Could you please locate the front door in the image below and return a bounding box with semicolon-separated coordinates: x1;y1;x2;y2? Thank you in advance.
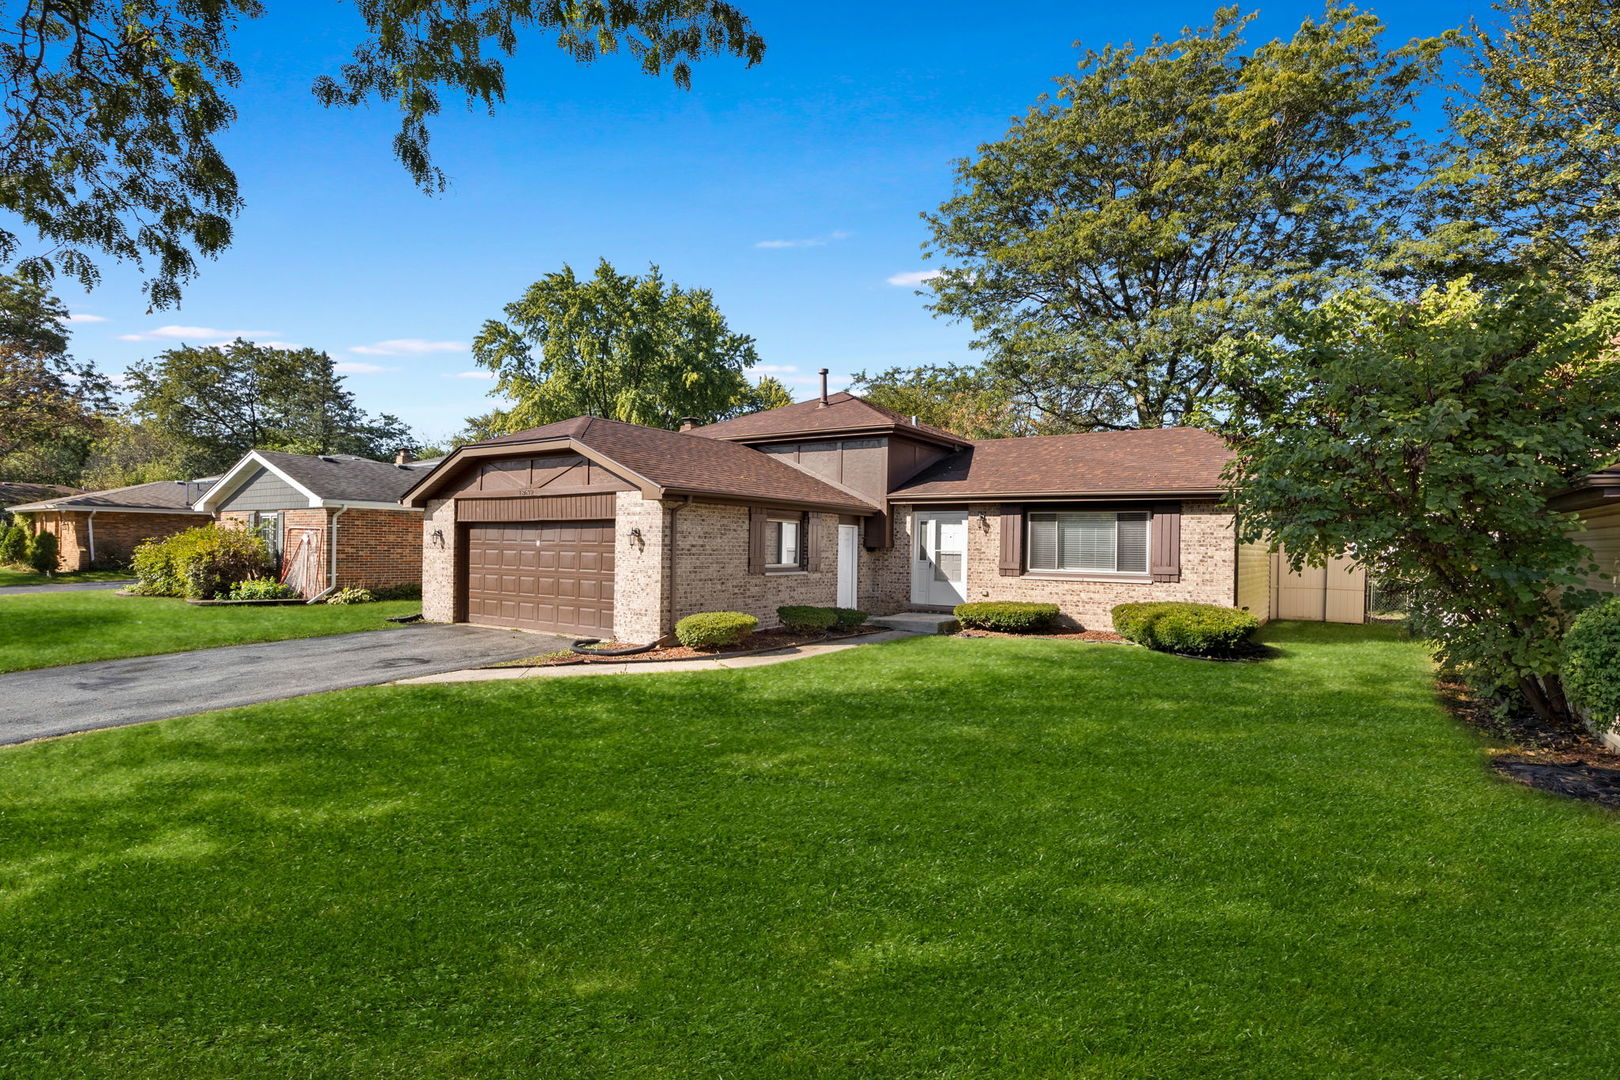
911;510;968;608
837;524;860;609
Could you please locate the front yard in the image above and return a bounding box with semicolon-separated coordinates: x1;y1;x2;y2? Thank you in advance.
2;624;1618;1077
0;592;420;672
0;568;133;588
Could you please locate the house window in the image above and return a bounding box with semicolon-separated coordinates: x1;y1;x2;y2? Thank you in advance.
251;511;282;562
1027;511;1149;574
768;514;804;570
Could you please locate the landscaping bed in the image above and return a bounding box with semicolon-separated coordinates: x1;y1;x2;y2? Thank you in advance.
485;624;884;667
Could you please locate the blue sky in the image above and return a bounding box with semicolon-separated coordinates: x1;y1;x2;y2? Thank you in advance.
57;0;1478;444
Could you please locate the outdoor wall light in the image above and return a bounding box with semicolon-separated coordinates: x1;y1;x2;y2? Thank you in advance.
629;526;645;551
976;509;991;532
431;529;445;549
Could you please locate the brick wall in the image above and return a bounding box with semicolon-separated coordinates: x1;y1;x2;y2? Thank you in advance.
613;492;668;643
30;511;203;571
421;498;458;622
332;508;422;590
958;500;1237;630
667;502;844;631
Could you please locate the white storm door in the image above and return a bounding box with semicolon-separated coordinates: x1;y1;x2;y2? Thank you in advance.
911;511;968;607
837;524;860;609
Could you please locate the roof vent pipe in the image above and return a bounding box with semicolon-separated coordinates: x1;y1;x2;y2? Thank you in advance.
818;368;830;406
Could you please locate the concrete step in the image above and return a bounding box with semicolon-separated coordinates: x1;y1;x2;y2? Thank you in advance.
868;611;959;635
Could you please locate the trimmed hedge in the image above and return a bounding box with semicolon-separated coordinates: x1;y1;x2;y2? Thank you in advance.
832;607;869;628
132;524;272;599
954;601;1060;633
1112;601;1260;657
1563;599;1620;731
777;605;837;632
0;523;28;566
675;611;759;649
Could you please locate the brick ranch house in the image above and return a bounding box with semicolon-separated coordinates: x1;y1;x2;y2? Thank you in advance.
7;480;214;570
403;391;1333;642
194;450;440;597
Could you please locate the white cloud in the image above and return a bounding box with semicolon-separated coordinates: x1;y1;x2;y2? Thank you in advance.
753;364;798;374
350;338;466;356
117;324;279;342
334;361;396;374
61;313;108;324
886;270;943;287
443;370;495;380
755;229;851;250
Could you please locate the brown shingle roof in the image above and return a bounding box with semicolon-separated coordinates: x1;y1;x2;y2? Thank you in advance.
892;427;1231;499
250;450;444;505
684;392;970;447
416;416;879;512
6;479;214;514
0;482;82;508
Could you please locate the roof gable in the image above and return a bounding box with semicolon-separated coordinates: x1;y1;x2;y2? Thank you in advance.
196;450;440;511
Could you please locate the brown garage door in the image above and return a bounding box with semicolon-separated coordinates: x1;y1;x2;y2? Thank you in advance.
465;521;615;637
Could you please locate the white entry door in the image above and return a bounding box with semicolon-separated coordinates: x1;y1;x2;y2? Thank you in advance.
837;524;860;608
911;510;968;607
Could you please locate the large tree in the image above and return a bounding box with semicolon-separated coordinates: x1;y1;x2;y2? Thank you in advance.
0;275;107;478
922;6;1446;431
126;339;415;474
850;364;1049;440
472;259;783;431
1424;0;1620;293
1224;278;1620;728
1;1;764;308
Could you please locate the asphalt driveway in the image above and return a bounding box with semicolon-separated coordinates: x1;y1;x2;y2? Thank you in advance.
0;623;562;744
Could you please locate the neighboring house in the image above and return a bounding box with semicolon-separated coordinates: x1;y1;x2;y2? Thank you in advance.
404;389;1352;641
7;481;213;570
1;483;82;525
195;450;440;597
1552;467;1620;595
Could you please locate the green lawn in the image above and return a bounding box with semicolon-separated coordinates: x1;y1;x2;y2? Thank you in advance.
0;567;134;588
2;624;1618;1078
0;592;420;672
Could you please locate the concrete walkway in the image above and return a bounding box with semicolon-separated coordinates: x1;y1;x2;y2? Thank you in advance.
0;623;560;744
0;580;134;596
395;629;914;685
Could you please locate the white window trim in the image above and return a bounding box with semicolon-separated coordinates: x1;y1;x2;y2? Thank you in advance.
766;513;805;571
1026;510;1151;576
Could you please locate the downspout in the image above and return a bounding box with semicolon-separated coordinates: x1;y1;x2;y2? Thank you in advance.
306;505;348;603
86;510;97;569
664;495;694;640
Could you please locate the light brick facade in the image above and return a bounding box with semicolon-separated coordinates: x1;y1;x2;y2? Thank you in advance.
421;499;458;622
29;510;204;571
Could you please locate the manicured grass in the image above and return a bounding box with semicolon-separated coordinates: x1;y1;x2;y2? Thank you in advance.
0;592;420;672
2;624;1619;1077
0;567;133;588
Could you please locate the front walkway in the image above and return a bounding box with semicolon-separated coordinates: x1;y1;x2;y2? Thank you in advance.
0;624;556;744
395;629;914;685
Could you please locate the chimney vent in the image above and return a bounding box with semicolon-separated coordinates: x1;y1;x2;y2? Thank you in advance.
818;368;830;406
394;448;413;465
678;417;700;432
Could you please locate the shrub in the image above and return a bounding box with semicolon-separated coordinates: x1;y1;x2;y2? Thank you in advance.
228;578;299;601
366;583;422;602
675;611;759;649
132;525;272;599
326;587;375;605
832;607;868;628
954;601;1060;633
1112;601;1260;657
777;605;837;632
0;523;29;565
1562;599;1620;731
26;531;58;574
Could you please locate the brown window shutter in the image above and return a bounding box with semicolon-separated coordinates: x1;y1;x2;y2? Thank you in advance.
999;504;1023;576
747;507;767;575
863;509;890;550
1151;502;1181;583
804;512;820;573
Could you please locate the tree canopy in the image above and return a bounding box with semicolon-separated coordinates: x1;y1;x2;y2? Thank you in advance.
0;275;108;478
1424;0;1620;293
471;259;786;432
921;5;1446;431
1223;278;1620;726
1;0;764;308
126;339;415;475
851;364;1050;440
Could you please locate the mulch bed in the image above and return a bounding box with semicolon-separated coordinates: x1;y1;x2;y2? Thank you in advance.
488;625;884;668
1438;678;1620;811
955;628;1129;643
